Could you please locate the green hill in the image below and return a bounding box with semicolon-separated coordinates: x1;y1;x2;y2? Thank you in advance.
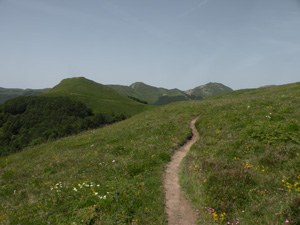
0;82;299;224
186;82;233;98
44;77;151;116
0;87;49;104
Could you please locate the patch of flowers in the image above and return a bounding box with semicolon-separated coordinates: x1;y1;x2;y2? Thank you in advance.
242;162;268;173
254;165;267;173
72;182;109;200
50;181;64;192
282;175;300;193
50;181;110;200
207;208;226;223
265;111;273;119
242;162;253;169
206;207;244;224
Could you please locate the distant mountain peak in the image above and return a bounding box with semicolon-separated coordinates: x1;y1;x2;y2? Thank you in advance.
130;82;153;89
186;83;232;98
59;76;98;85
110;81;233;105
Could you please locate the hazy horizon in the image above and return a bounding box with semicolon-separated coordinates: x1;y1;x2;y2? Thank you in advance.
1;0;299;90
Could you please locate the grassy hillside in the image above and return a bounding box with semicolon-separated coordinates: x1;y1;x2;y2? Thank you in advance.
0;87;49;104
0;101;200;224
0;82;298;224
45;77;152;116
154;95;190;105
108;85;144;102
181;82;300;224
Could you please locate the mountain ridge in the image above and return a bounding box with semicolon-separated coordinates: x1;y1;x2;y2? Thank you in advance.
109;81;232;105
1;77;233;106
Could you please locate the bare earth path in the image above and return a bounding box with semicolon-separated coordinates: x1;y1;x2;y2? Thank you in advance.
164;117;199;225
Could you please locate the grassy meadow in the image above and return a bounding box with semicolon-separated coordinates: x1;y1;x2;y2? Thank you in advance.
0;101;200;224
0;82;299;224
181;83;300;224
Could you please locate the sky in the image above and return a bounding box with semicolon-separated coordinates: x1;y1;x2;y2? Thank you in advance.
0;0;299;90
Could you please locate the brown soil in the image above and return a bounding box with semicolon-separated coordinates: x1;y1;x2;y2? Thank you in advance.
164;117;199;225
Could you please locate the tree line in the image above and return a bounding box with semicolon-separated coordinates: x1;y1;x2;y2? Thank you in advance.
0;96;126;156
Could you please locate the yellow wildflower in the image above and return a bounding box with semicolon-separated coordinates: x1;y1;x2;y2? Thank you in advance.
220;212;226;222
212;212;218;222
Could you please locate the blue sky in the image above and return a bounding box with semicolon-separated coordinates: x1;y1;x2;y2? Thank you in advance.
0;0;299;90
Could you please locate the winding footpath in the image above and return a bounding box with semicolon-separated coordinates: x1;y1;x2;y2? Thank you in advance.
164;117;199;225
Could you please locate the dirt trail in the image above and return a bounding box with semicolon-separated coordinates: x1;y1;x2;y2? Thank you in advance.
164;117;199;225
